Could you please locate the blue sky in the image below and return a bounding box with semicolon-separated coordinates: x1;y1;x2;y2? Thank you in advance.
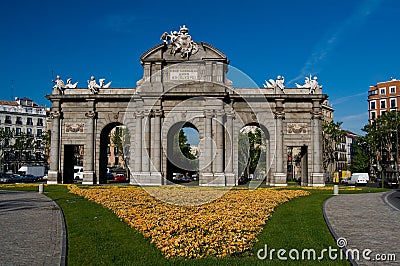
0;0;398;135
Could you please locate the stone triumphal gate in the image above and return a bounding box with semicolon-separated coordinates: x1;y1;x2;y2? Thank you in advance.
47;26;326;186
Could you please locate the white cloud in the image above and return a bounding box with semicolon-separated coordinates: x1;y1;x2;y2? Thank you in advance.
331;92;366;105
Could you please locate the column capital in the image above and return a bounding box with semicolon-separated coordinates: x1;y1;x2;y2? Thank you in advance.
274;111;285;119
134;111;143;118
204;110;214;118
311;111;323;120
153;109;163;117
85;110;96;119
50;111;61;119
226;111;235;119
215;110;225;117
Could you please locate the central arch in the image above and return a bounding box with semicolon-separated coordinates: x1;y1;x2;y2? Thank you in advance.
166;122;199;183
238;123;271;185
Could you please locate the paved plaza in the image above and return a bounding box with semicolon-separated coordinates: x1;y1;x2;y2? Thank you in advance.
324;191;400;265
0;190;66;266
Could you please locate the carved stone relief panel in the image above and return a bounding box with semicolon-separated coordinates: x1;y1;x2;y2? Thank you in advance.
287;123;308;134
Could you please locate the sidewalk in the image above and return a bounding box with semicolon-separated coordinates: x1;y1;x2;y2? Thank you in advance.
0;190;66;266
324;191;400;265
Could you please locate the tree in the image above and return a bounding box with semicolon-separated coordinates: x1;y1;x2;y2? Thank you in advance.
238;127;265;181
322;121;346;175
178;129;195;160
169;128;198;174
12;132;36;171
0;128;48;174
110;126;130;173
349;136;370;173
362;111;400;180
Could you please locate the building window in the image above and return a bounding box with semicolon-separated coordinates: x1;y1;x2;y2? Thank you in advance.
4;139;10;148
380;88;386;95
16;116;22;125
368;90;378;96
380;99;386;108
27;117;33;126
390;98;397;108
36;140;42;149
37;118;43;126
381;110;387;116
390;86;396;94
5;127;10;133
16;128;21;135
370;111;376;120
370;101;376;110
27;128;32;135
5;115;12;124
37;129;42;136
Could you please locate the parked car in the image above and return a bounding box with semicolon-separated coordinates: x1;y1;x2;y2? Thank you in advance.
22;174;39;182
10;174;25;183
114;174;127;182
377;177;400;188
106;172;114;180
172;173;184;181
0;173;13;183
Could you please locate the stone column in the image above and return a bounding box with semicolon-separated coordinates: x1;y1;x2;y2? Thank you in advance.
225;111;235;186
213;111;225;185
83;104;96;185
214;111;224;173
200;110;214;185
272;99;287;186
311;99;325;186
152;111;162;172
47;103;61;184
131;111;143;185
142;111;151;173
150;110;162;184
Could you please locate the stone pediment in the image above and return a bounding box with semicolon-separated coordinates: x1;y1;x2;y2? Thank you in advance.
136;26;231;92
140;42;228;65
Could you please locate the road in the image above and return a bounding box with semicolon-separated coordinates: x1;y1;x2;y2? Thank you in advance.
386;189;400;210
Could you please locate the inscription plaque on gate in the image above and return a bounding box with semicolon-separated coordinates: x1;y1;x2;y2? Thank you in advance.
169;69;198;81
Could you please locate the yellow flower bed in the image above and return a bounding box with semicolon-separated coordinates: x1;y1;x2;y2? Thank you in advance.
0;184;41;189
69;185;309;259
293;186;362;191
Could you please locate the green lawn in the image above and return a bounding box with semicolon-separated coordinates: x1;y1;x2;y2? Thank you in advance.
1;185;388;265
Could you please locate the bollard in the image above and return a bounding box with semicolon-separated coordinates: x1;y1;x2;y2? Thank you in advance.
333;184;339;195
39;184;44;194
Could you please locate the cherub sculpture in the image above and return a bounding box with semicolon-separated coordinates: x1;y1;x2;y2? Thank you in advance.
52;75;78;94
52;75;65;94
263;75;285;94
87;76;112;94
65;78;78;88
295;75;322;94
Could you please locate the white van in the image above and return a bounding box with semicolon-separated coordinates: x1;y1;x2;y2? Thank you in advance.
346;173;369;186
74;166;84;180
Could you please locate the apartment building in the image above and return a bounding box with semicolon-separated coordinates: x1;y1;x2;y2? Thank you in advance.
0;97;47;173
368;78;400;121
